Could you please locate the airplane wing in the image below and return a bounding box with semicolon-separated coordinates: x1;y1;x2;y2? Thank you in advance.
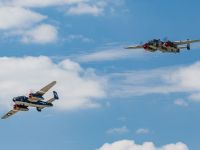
174;40;200;45
125;45;144;49
35;81;56;96
1;110;18;119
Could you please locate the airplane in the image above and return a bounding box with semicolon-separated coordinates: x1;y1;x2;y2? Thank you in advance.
1;81;59;119
125;39;200;53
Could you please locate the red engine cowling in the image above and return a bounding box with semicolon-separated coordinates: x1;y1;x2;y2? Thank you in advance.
29;93;33;98
14;104;29;111
143;44;149;49
164;41;172;47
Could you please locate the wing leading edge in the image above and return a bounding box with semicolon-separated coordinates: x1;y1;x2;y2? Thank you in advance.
36;81;57;96
1;110;18;119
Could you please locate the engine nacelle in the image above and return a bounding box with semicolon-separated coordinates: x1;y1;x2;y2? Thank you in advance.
143;43;149;49
29;93;33;98
28;93;44;102
164;41;173;47
14;105;29;111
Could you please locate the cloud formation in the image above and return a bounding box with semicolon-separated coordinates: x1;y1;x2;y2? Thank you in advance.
0;56;106;111
0;5;56;44
135;128;150;135
174;99;188;107
107;61;200;103
0;6;46;30
97;140;189;150
77;48;144;62
106;126;129;134
21;24;58;44
0;0;127;44
65;34;93;43
67;3;103;16
1;0;84;8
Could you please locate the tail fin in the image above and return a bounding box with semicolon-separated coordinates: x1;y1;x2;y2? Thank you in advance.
46;91;59;104
187;39;190;50
53;91;59;100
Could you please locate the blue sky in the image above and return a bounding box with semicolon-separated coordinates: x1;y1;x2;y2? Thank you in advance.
0;0;200;150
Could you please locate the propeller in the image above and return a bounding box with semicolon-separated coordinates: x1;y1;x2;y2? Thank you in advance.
28;89;35;98
9;100;15;109
9;101;14;107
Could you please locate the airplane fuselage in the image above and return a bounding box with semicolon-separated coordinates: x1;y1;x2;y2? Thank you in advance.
13;96;53;108
145;45;180;53
143;40;180;53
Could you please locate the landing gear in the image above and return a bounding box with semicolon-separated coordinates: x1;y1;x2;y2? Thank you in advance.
36;107;42;112
187;44;190;50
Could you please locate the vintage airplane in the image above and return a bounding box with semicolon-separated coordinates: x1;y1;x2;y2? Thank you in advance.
1;81;59;119
125;39;200;53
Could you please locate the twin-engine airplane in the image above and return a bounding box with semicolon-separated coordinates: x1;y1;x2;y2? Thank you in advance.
125;39;200;53
1;81;59;119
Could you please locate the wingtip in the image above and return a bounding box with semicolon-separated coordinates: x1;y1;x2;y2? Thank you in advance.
1;116;6;119
52;81;57;84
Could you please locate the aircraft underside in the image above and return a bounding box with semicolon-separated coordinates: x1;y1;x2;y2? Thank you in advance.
15;101;52;108
146;47;180;53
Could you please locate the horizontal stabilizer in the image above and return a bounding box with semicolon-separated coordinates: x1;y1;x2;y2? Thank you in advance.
46;91;59;103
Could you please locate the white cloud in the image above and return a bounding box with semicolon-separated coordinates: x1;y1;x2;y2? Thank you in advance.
77;48;143;62
135;128;150;135
107;126;129;134
107;68;176;97
21;24;58;44
0;6;46;30
97;140;189;150
67;3;103;16
0;0;127;43
0;6;59;44
188;93;200;102
65;34;93;43
0;56;106;111
2;0;126;16
1;0;85;8
107;61;200;102
174;99;188;107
